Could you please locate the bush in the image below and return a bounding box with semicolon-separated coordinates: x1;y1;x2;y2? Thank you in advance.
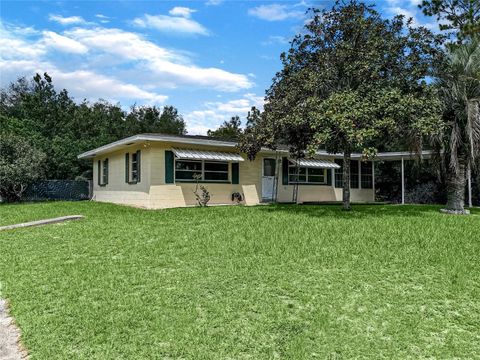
405;181;445;204
0;134;46;202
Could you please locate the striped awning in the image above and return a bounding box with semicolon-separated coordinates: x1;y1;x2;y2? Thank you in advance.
172;148;244;162
290;158;340;169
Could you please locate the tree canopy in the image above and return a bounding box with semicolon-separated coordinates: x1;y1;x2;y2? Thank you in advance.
240;1;445;209
419;0;480;42
0;74;187;180
207;116;243;140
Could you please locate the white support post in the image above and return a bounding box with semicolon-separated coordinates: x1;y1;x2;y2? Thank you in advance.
372;161;375;202
467;165;473;208
331;165;335;186
358;160;362;189
401;157;405;205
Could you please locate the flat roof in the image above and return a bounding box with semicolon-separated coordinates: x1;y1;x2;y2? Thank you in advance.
77;133;433;160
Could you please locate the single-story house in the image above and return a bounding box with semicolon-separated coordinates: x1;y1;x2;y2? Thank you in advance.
77;133;432;209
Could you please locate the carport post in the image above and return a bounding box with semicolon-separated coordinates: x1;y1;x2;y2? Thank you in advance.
331;165;335;186
401;157;405;205
468;166;472;208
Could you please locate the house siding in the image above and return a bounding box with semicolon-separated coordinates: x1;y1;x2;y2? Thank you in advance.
92;144;151;207
91;141;374;209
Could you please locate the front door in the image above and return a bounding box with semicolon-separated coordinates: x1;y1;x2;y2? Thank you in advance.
262;158;276;200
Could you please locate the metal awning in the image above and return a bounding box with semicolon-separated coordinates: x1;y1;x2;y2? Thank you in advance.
290;158;340;169
172;148;244;162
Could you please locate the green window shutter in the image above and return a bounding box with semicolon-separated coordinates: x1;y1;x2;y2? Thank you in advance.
326;169;332;186
136;150;141;183
165;150;174;184
97;160;101;185
105;159;109;185
282;157;289;185
125;153;129;183
232;162;239;184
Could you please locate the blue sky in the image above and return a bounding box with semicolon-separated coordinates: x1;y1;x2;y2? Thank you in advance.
0;0;438;134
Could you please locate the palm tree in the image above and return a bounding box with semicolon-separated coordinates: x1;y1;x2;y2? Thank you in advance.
435;38;480;213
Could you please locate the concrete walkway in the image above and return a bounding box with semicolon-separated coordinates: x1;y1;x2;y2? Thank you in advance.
0;299;27;359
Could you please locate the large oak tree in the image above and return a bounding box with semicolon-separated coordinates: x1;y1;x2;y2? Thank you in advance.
240;1;445;210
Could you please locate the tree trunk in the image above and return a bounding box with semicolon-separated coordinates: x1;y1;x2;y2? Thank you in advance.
445;159;466;212
343;152;351;211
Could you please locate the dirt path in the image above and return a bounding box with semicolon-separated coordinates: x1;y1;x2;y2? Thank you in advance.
0;299;27;359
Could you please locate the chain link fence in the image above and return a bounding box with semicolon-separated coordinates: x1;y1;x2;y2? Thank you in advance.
22;180;92;201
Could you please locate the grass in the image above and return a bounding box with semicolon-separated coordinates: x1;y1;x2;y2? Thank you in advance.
0;201;479;359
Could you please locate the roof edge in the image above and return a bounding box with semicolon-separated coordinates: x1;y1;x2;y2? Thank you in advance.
78;133;434;160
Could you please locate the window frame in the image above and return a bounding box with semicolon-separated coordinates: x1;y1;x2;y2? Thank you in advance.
361;161;373;189
125;150;141;184
287;164;327;185
98;158;108;186
131;152;139;183
174;159;230;183
334;160;361;189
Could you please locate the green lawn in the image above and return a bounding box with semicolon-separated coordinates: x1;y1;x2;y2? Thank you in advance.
0;202;479;359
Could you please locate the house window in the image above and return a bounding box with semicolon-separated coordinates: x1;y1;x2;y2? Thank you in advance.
131;152;139;182
361;161;373;189
288;165;326;184
98;158;108;186
175;160;229;182
350;160;359;189
334;159;360;188
125;151;141;184
334;159;343;188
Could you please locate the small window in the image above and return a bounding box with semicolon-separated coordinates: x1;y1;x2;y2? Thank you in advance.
361;161;373;189
263;159;276;177
175;160;202;180
98;158;108;186
204;162;228;181
334;159;343;188
350;160;359;189
334;160;360;188
125;151;141;184
131;152;138;182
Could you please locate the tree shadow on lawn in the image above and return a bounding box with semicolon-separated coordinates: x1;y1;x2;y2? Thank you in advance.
255;203;471;220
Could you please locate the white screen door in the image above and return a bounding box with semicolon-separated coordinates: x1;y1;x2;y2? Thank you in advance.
262;158;276;200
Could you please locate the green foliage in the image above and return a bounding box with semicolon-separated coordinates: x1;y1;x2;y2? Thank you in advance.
0;202;479;358
0;133;46;202
207;115;242;140
192;173;211;206
240;1;444;209
0;74;187;180
419;0;480;42
432;38;480;211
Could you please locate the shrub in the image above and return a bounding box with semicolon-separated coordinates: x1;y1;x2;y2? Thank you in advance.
0;134;46;202
192;173;211;207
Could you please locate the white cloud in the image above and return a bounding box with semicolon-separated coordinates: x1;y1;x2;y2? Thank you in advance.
248;4;304;21
261;35;290;45
132;13;209;36
42;31;88;54
66;27;180;62
95;14;110;24
0;35;45;60
386;6;437;29
205;0;223;6
48;14;86;25
53;70;168;104
184;93;263;134
169;7;196;18
66;27;252;91
0;59;167;104
1;20;253;116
